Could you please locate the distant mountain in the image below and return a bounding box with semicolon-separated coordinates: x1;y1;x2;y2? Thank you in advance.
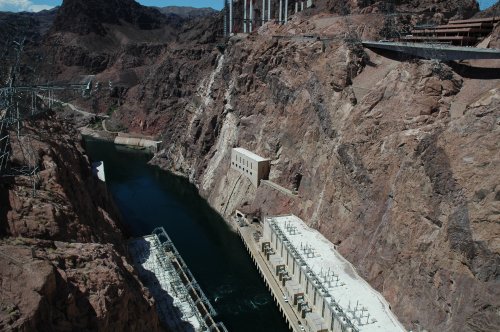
52;0;170;35
0;7;58;45
156;6;218;19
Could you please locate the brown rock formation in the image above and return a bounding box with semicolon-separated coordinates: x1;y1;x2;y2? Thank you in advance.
0;114;162;331
146;12;499;332
2;0;498;331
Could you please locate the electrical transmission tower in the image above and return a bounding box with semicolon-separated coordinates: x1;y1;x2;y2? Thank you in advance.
0;38;91;196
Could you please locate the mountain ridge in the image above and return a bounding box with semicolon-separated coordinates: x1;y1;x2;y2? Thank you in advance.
156;6;218;19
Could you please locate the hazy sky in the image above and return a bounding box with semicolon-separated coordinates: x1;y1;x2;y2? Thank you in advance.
0;0;496;13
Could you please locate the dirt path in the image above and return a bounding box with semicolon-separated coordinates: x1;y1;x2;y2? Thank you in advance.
36;94;109;118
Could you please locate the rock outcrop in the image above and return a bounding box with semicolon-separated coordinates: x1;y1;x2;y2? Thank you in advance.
146;9;498;332
0;114;162;331
1;0;498;331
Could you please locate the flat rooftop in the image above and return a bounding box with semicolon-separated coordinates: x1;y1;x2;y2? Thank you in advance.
411;28;491;34
268;215;406;332
233;147;270;162
438;22;494;29
403;36;477;41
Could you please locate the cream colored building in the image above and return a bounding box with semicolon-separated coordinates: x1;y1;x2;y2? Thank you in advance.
230;147;270;187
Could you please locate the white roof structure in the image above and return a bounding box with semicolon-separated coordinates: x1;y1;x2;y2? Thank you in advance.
233;147;270;162
268;215;406;332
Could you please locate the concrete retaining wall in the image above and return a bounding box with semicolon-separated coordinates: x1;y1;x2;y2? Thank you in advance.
113;136;162;153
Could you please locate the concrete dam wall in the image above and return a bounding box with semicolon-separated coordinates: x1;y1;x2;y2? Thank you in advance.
114;136;162;152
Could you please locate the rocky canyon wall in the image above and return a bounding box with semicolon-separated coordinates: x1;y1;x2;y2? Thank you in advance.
148;11;499;332
2;0;497;331
0;114;162;331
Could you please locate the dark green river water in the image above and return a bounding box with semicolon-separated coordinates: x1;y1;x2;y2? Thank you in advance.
83;138;289;332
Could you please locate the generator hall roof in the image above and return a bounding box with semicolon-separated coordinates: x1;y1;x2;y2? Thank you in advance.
268;215;406;332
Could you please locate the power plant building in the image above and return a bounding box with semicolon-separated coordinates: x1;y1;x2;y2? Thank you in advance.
231;147;270;187
262;215;406;332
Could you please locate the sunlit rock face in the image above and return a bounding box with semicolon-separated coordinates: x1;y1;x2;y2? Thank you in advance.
1;0;498;331
148;7;498;332
0;116;162;331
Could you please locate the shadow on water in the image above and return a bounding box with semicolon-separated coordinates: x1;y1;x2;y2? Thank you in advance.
83;137;289;332
132;238;195;332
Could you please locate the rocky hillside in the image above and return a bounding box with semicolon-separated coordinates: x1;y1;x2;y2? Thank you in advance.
30;1;496;330
0;9;56;42
26;0;222;121
141;4;496;332
1;0;498;331
0;114;162;331
156;6;218;19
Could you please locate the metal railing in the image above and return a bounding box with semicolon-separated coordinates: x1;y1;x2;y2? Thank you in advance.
151;227;226;331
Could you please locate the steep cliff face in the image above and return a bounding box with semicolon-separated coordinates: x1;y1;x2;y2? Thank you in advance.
1;0;497;331
0;114;162;331
147;11;499;332
35;0;222;120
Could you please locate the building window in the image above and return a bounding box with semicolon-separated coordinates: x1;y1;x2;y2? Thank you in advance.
250;172;253;176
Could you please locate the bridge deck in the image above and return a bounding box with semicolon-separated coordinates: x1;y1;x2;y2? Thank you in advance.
362;41;500;61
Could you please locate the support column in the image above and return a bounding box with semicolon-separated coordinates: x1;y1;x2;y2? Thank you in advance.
295;2;298;13
244;0;247;33
279;0;282;23
224;1;227;36
250;0;253;32
262;0;265;24
268;0;271;21
285;0;288;23
301;1;304;11
229;0;233;34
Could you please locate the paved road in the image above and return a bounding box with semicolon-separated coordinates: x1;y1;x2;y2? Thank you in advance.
36;94;109;118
